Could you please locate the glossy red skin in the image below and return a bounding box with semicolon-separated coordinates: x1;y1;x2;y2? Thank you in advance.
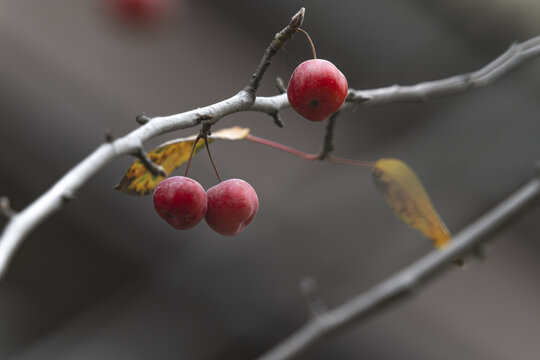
153;176;207;230
287;59;348;122
205;179;259;236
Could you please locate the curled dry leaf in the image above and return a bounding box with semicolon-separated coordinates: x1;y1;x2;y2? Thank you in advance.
115;127;250;195
372;158;452;249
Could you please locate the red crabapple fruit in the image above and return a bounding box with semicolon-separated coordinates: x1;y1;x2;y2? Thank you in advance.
153;176;207;230
287;59;348;122
205;179;259;236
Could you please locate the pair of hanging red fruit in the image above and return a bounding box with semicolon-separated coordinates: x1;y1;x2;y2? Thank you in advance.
153;176;259;236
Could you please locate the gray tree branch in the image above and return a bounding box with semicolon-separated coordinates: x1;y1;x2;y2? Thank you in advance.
256;174;540;360
251;34;540;112
0;18;540;284
0;7;305;280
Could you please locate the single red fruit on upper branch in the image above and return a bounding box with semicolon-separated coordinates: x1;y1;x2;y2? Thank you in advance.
205;179;259;236
287;59;348;122
153;176;207;230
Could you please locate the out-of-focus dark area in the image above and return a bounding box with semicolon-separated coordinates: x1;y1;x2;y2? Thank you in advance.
1;0;540;359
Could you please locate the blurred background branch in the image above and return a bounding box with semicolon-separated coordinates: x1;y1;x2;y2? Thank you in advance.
257;173;540;360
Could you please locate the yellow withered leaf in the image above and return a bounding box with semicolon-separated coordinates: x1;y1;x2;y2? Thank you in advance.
372;158;451;249
115;127;250;196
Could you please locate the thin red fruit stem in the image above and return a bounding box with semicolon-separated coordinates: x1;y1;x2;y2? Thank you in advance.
204;137;222;182
246;135;319;161
246;135;374;168
298;28;317;59
184;135;201;177
328;156;374;168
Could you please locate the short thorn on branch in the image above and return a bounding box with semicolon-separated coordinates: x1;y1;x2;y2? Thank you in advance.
133;148;167;177
275;77;287;94
0;197;16;219
346;92;370;104
105;129;114;143
300;277;328;317
318;112;339;160
135;113;151;125
270;78;286;128
61;190;79;204
270;112;284;128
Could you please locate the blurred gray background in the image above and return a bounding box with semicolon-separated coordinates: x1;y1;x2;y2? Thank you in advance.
1;0;540;359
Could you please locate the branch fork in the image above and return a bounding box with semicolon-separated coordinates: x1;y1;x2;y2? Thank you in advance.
136;113;151;125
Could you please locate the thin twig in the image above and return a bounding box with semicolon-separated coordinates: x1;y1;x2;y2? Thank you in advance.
243;8;304;98
270;112;285;128
318;112;339;160
275;77;287;94
134;148;167;177
349;37;540;105
256;175;540;360
251;34;540;112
